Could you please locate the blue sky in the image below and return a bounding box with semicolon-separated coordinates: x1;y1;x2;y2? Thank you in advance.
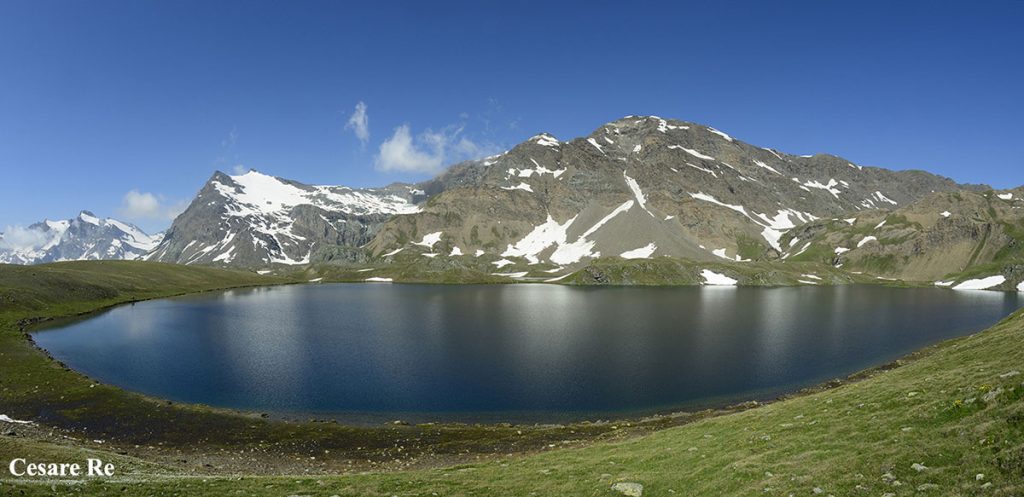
1;1;1022;233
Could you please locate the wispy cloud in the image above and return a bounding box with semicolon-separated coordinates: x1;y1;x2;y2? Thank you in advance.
117;190;188;222
375;123;500;174
345;101;370;146
215;126;241;168
221;126;238;150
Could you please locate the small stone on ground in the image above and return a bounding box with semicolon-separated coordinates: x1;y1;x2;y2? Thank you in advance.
611;482;644;497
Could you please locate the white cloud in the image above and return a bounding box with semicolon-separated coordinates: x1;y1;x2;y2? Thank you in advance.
232;164;248;175
117;190;188;222
345;101;370;146
0;225;51;251
375;124;498;174
376;125;441;173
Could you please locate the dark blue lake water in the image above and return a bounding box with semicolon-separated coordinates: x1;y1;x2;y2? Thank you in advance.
33;284;1021;423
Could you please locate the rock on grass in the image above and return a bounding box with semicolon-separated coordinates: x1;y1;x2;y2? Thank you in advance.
611;481;644;496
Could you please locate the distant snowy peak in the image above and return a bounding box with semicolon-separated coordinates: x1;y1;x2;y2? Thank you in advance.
147;170;427;266
0;211;163;265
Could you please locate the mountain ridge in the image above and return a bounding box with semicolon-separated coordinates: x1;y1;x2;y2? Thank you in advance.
15;114;1020;290
361;115;987;282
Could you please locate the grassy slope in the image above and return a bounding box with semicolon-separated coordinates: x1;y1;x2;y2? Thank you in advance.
3;262;1024;495
0;260;286;313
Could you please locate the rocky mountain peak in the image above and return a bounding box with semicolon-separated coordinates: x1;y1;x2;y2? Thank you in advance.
147;169;426;266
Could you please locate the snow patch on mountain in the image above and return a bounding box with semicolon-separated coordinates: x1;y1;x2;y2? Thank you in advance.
623;172;653;216
413;231;443;248
803;179;842;198
501;182;534;192
857;236;878;248
539;201;636;265
620;243;656;259
690;192;747;216
690;193;808;251
953;275;1005;290
707;127;733;141
0;414;32;424
502;215;577;264
654;117;688;133
530;133;560;147
492;271;529;278
874;191;898;205
701;269;737;286
506;160;566;179
670;146;715;161
752;159;781;175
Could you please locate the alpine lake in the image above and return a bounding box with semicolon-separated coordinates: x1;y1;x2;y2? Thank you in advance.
32;283;1022;423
